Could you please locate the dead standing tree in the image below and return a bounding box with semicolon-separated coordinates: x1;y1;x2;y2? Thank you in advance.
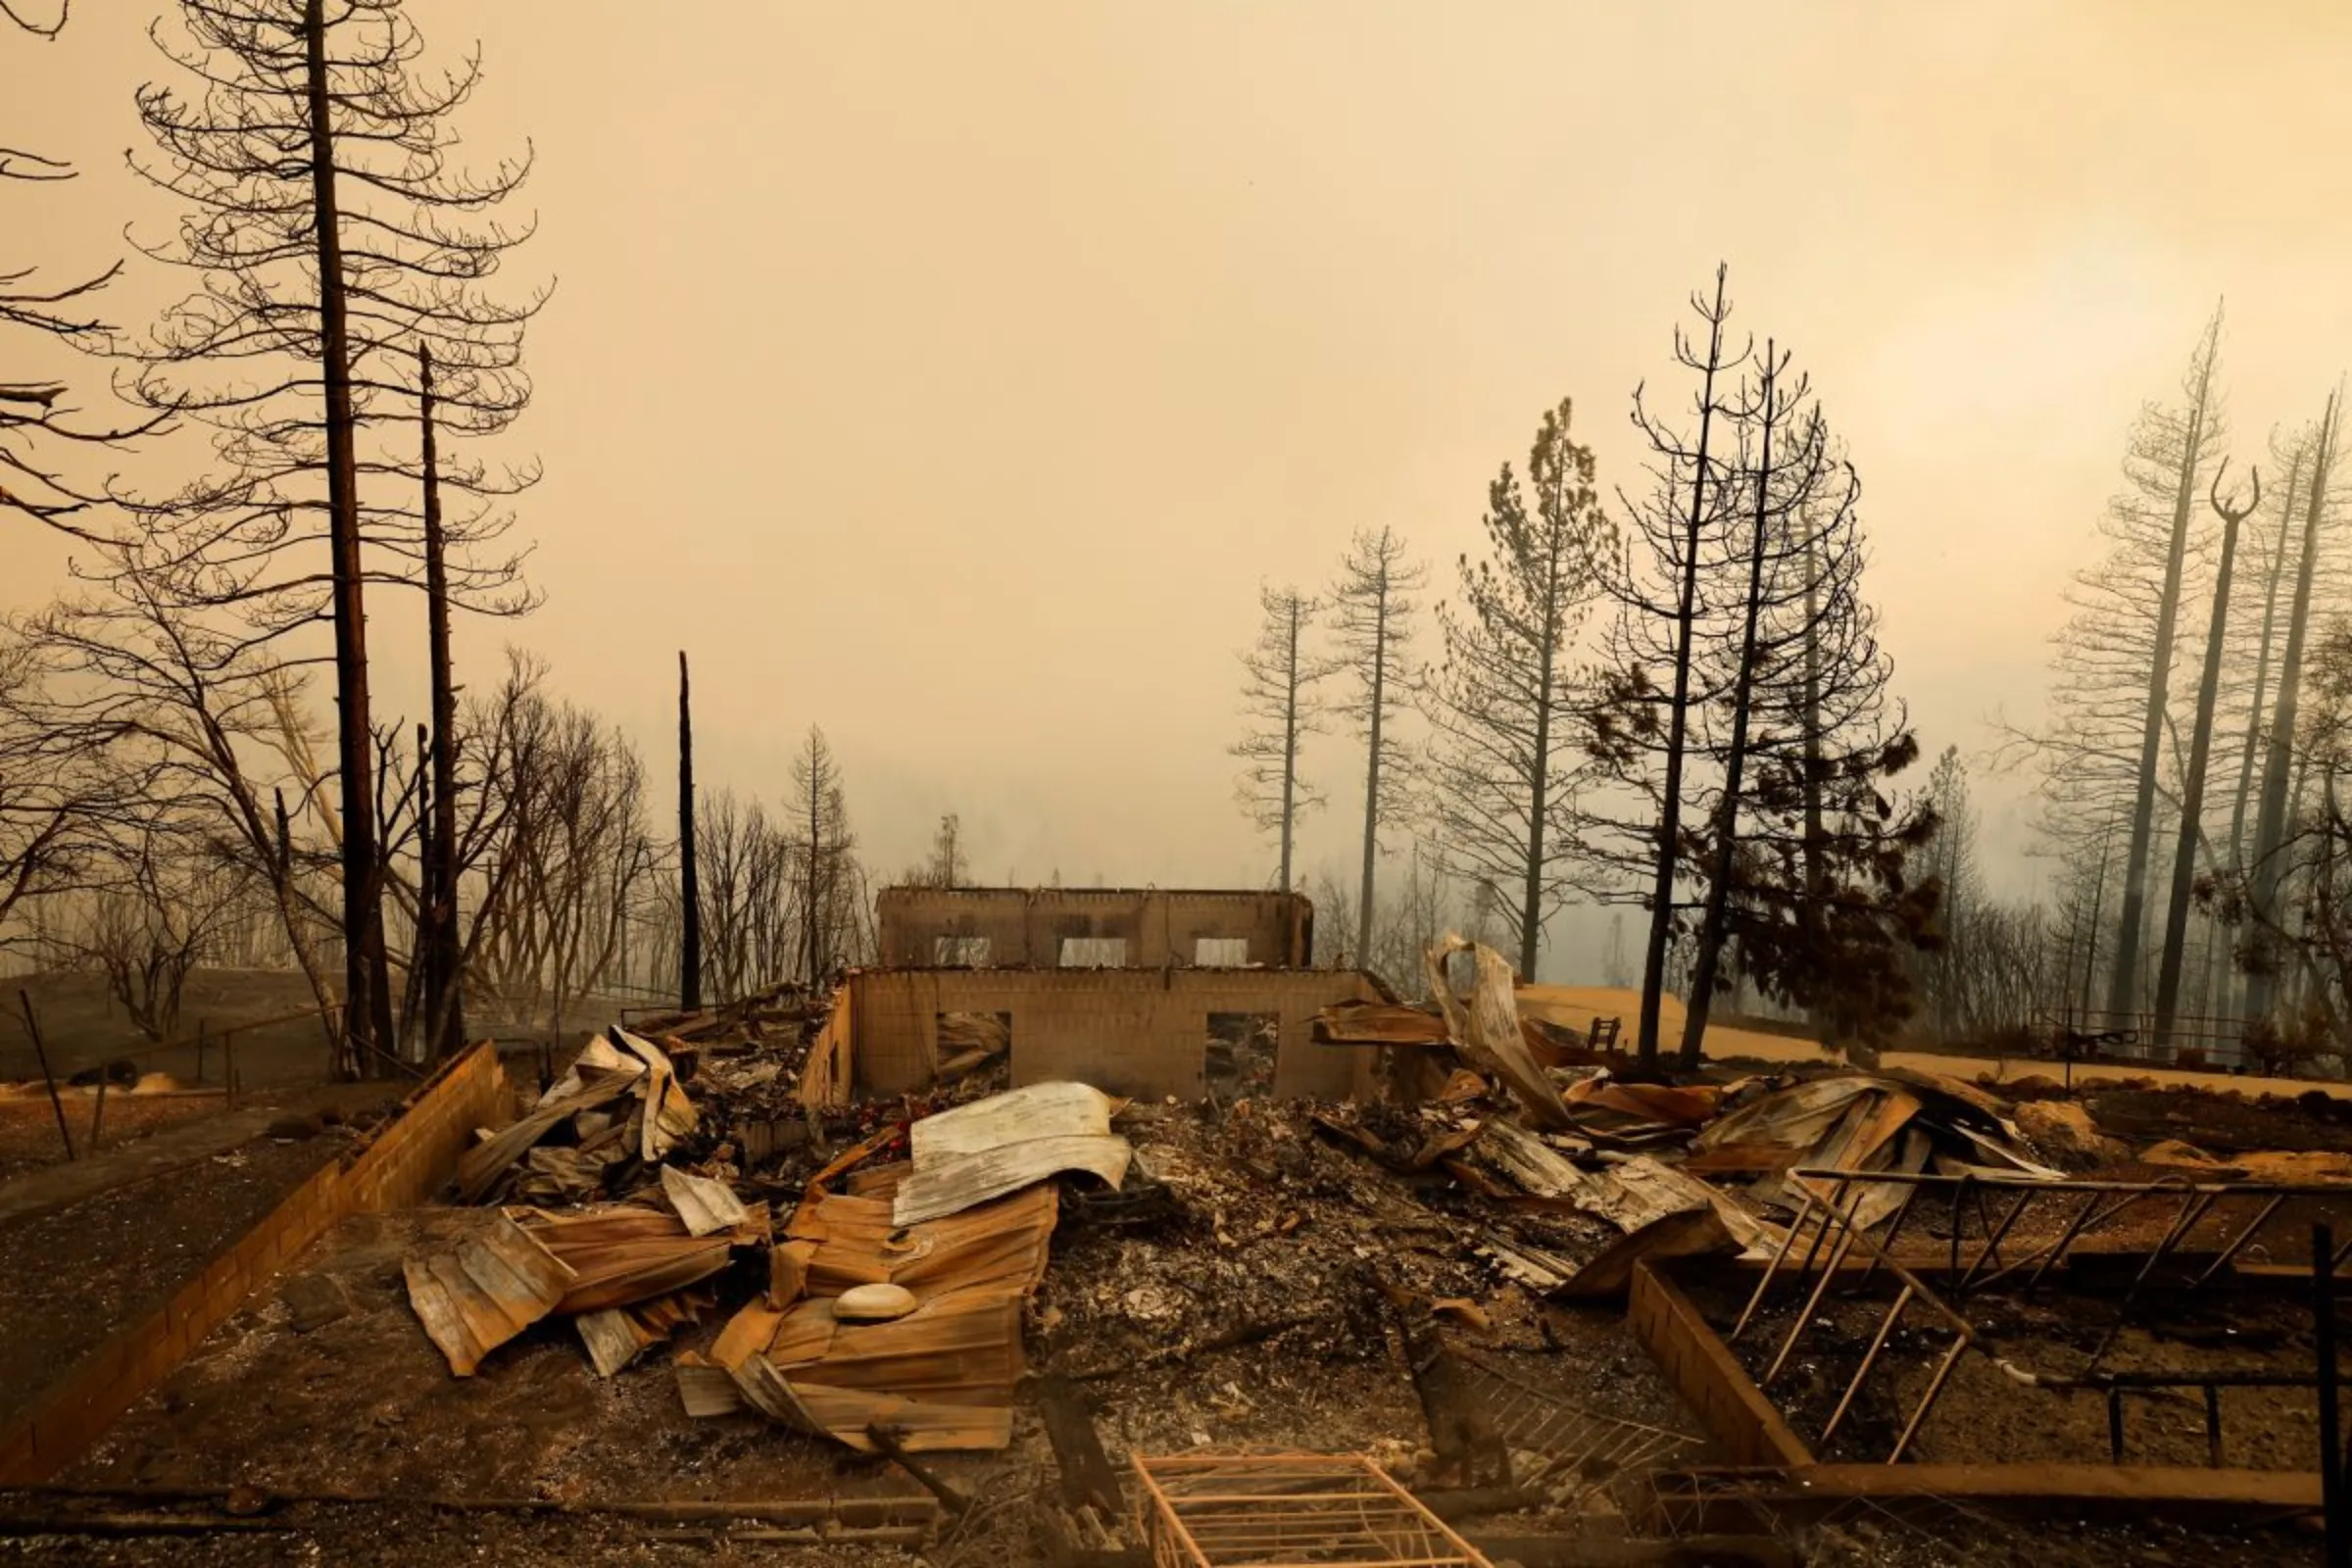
2105;307;2225;1020
2151;460;2261;1043
2246;390;2344;1025
120;0;540;1075
1677;341;1849;1065
2214;426;2315;1013
678;650;702;1009
1422;397;1612;980
791;726;856;985
1331;528;1426;967
1580;267;1747;1074
1707;449;1935;1064
1231;584;1331;894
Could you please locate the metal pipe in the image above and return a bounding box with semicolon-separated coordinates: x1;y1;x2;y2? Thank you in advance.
2320;1222;2346;1568
1820;1284;1914;1449
1888;1337;1969;1463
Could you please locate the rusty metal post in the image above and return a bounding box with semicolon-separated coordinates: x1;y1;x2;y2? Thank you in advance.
19;989;74;1161
2320;1222;2347;1568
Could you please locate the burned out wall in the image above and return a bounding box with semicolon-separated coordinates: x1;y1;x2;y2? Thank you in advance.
875;887;1313;970
846;966;1384;1102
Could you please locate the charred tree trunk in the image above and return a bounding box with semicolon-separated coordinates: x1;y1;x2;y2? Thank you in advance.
2216;445;2305;1016
1680;348;1781;1070
303;0;388;1078
2154;463;2260;1044
2247;392;2339;1026
2107;336;2218;1019
1799;514;1829;1044
419;341;466;1057
1280;594;1303;894
1357;590;1389;967
1638;268;1731;1074
678;650;701;1012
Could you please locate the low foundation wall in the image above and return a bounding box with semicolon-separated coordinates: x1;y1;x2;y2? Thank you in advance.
1628;1260;1813;1469
0;1043;508;1484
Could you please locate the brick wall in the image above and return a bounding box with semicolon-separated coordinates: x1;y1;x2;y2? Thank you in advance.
1627;1260;1813;1469
848;966;1385;1101
0;1043;508;1484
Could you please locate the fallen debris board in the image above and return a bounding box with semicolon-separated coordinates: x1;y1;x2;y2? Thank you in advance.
893;1133;1133;1227
518;1205;736;1313
662;1166;755;1237
576;1291;707;1378
1566;1076;1720;1129
702;1185;1057;1452
892;1082;1133;1226
404;1213;577;1377
1476;1116;1593;1200
1560;1207;1739;1299
1428;934;1580;1133
576;1308;652;1379
612;1028;699;1160
1313;1000;1451;1046
675;1351;746;1418
454;1074;639;1204
1581;1155;1775;1251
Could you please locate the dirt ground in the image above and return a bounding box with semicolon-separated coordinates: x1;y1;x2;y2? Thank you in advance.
13;1004;2349;1566
0;1124;355;1431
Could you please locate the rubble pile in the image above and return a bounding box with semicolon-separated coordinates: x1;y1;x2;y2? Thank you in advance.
388;940;2352;1562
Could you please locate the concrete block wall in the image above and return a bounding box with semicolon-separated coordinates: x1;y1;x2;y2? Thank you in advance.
848;966;1384;1101
1627;1260;1813;1469
0;1043;508;1484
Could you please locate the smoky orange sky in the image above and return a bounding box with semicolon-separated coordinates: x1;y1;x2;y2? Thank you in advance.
9;1;2352;979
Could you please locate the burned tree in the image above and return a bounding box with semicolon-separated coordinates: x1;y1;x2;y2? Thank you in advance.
1705;461;1936;1065
1580;267;1747;1072
1231;584;1331;893
2103;308;2226;1019
119;0;542;1074
678;650;701;1010
2215;426;2316;1014
2245;391;2343;1025
2151;461;2261;1043
792;726;857;985
1422;397;1612;980
1331;527;1426;966
1676;344;1869;1064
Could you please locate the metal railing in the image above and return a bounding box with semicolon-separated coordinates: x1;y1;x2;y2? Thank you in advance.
1729;1165;2352;1464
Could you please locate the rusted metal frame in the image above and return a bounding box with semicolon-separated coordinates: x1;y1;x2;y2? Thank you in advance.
2193;1193;2288;1288
1730;1199;1823;1343
1789;1166;2347;1200
1886;1335;1969;1463
1946;1173;1971;1284
1971;1183;2004;1276
1852;1179;1924;1293
1132;1454;1216;1568
2082;1188;2222;1373
1361;1458;1498;1566
1952;1187;2035;1298
1763;1184;1872;1389
1818;1282;1916;1449
1997;1190;2146;1295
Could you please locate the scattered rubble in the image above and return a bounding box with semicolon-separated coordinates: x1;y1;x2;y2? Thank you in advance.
344;938;2352;1560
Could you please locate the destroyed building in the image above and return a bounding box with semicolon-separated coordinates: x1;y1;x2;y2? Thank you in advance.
875;885;1314;970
